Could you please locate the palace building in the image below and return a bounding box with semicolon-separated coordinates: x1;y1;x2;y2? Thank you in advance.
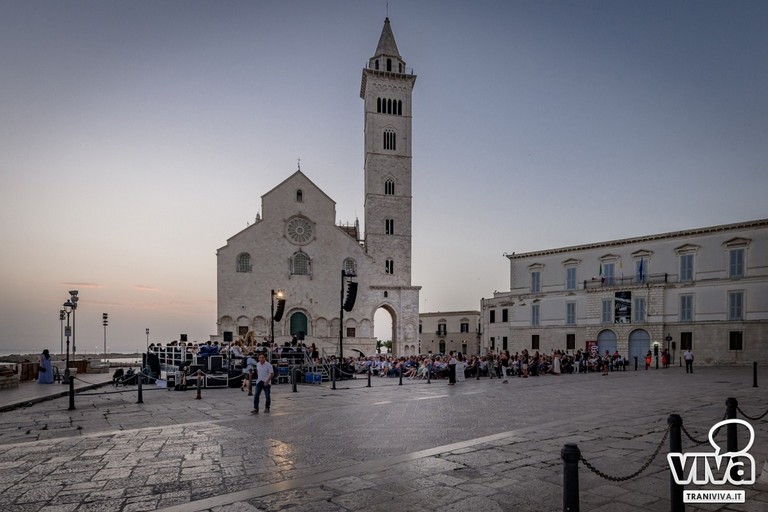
216;18;420;356
482;219;768;365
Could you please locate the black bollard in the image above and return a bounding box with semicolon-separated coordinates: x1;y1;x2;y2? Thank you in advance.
725;397;739;482
427;363;432;384
753;362;758;388
331;364;336;390
476;363;480;380
367;366;371;388
196;370;202;400
68;375;76;411
561;443;580;512
137;374;144;404
634;356;638;371
668;414;684;512
656;356;659;370
399;366;403;385
292;367;297;393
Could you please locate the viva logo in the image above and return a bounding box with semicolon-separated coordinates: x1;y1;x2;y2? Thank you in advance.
667;419;756;486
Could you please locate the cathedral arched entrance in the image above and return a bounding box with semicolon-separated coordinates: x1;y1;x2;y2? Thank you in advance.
374;306;396;355
628;329;650;364
290;312;308;339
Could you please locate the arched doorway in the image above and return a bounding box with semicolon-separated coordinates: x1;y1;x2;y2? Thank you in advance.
374;306;395;354
290;312;308;339
628;329;650;365
597;329;617;356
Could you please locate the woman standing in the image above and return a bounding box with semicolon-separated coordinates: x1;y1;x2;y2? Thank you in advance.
38;349;53;384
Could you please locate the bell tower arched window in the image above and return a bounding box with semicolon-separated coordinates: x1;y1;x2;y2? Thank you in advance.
383;129;396;150
384;179;395;195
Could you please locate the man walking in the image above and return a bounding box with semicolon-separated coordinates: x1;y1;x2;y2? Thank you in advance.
251;353;274;414
683;348;694;374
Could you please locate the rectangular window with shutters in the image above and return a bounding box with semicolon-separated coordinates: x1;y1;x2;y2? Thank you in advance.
728;291;744;320
680;254;694;282
634;297;645;323
680;295;693;322
566;267;577;290
602;299;612;323
566;302;576;325
531;304;540;326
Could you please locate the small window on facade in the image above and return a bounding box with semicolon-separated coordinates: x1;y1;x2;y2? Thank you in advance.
729;248;744;278
377;97;382;113
385;259;394;274
343;257;357;275
462;343;467;354
460;322;469;333
566;267;577;290
728;291;744;320
387;58;392;71
398;99;402;115
566;302;576;325
680;254;694;282
603;262;615;285
634;297;646;323
383;129;396;150
502;308;508;322
439;340;446;353
566;334;576;350
292;252;310;275
601;299;612;323
531;271;541;293
680;332;693;351
531;304;540;326
437;323;446;336
375;59;379;70
489;337;495;350
489;310;496;323
679;294;693;322
385;218;394;234
346;327;356;338
502;336;508;351
296;189;303;203
237;253;251;273
729;331;743;351
531;334;540;350
418;323;422;333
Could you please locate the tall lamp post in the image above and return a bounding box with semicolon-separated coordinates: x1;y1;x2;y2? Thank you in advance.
68;290;79;360
62;300;74;383
59;309;65;358
145;328;149;352
102;313;108;359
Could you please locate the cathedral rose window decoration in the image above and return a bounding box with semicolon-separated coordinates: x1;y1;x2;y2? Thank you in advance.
286;216;314;244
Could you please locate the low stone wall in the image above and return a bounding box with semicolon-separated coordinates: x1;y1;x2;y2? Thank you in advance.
0;368;19;389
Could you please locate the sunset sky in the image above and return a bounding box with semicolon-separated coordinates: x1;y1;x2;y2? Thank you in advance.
1;1;766;354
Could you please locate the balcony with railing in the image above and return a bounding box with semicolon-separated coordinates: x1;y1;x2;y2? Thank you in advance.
583;273;670;290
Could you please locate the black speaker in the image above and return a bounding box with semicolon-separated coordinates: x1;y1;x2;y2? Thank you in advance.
274;299;286;322
343;281;358;312
180;334;188;342
223;331;233;342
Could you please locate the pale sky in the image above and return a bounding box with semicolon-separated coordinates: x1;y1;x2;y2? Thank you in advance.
1;1;766;354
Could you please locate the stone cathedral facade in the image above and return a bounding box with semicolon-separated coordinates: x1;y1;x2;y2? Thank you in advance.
216;19;420;356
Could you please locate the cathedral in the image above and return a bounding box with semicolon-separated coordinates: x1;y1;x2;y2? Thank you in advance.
216;19;420;356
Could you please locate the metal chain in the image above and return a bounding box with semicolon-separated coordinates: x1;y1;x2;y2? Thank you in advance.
579;427;669;482
737;405;768;421
680;423;710;445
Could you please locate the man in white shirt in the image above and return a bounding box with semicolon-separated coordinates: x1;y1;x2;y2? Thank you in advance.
683;349;694;374
251;353;274;414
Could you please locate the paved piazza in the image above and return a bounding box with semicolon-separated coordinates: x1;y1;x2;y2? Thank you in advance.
0;366;766;511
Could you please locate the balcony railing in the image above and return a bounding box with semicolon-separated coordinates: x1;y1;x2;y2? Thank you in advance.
583;273;669;290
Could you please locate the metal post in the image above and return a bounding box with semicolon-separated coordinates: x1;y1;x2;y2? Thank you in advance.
427;362;432;384
399;366;403;385
292;367;297;392
668;414;684;512
271;289;275;348
196;370;203;399
331;363;336;390
656;355;659;370
634;356;638;371
726;397;739;482
476;361;480;380
753;362;758;388
561;443;580;512
137;373;144;404
67;374;75;411
367;366;371;387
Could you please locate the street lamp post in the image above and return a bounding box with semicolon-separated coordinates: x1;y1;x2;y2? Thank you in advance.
69;290;79;360
102;313;108;359
62;300;74;384
59;309;65;358
145;328;149;352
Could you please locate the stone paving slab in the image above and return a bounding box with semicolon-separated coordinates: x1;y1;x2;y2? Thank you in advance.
0;366;765;511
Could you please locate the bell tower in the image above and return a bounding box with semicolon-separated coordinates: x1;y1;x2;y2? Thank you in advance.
360;17;416;285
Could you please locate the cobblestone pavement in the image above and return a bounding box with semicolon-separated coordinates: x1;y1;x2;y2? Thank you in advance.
0;366;766;511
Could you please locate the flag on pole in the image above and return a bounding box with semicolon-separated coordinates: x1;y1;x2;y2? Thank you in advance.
638;258;644;283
